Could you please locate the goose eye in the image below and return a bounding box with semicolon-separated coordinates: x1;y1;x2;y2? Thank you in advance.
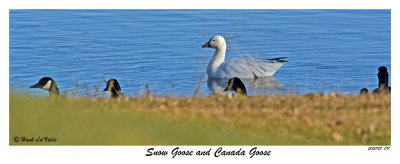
212;40;215;41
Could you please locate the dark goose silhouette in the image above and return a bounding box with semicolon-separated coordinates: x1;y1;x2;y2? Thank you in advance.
372;66;391;94
360;66;391;95
223;77;247;96
103;79;122;98
30;77;59;96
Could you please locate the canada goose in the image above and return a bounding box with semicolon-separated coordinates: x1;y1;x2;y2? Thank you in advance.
201;35;287;78
360;88;369;96
30;77;59;96
372;66;391;94
103;79;122;98
223;77;247;96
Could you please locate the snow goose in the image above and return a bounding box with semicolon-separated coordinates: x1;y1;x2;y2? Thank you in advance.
372;66;391;94
201;35;287;78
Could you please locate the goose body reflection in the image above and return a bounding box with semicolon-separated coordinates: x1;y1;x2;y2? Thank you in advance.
207;77;283;95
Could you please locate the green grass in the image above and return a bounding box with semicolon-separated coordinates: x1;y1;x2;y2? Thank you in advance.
9;93;391;145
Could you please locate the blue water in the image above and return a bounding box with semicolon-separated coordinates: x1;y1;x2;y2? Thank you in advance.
9;9;391;97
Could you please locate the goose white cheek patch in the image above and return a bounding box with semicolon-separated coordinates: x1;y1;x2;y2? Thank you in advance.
42;80;52;90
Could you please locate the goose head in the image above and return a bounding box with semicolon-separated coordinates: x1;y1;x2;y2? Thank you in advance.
30;77;59;96
223;77;247;95
103;79;122;98
201;35;226;49
360;88;369;96
377;66;389;88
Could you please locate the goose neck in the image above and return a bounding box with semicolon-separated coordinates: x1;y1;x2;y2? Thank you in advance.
111;88;121;98
49;82;60;96
211;45;226;64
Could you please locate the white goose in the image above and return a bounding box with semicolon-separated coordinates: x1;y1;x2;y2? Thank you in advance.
202;35;287;78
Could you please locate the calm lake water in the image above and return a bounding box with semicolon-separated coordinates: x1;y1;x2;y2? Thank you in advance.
9;9;391;97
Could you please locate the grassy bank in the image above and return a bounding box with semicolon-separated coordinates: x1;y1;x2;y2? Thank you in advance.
9;93;390;145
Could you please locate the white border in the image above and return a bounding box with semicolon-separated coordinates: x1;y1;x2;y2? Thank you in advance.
2;0;398;164
3;0;396;9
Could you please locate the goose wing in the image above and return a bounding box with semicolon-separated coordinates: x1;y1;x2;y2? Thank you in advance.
214;58;286;78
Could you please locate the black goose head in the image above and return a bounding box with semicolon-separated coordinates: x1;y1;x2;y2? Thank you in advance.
30;77;59;96
104;79;122;98
377;66;389;88
223;77;247;95
360;88;369;96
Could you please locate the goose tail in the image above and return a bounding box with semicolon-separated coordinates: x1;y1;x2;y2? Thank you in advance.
266;57;288;63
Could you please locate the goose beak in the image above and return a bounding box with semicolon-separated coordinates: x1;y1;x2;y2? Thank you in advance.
201;42;210;48
223;87;228;91
30;83;40;88
103;86;109;91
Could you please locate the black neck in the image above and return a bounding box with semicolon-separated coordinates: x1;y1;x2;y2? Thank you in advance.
48;82;60;96
378;74;389;88
110;88;121;98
